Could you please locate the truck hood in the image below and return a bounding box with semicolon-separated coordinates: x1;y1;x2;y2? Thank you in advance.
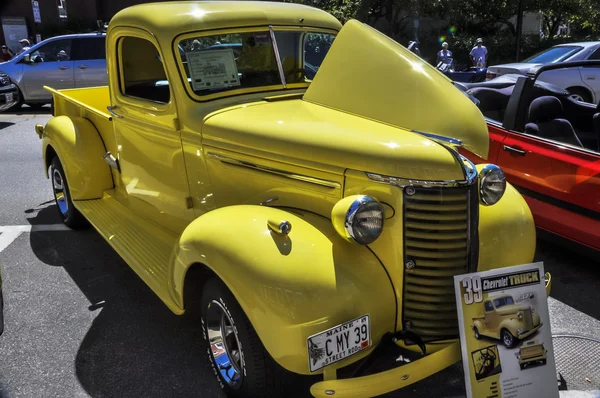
495;304;529;315
303;20;489;159
202;99;467;182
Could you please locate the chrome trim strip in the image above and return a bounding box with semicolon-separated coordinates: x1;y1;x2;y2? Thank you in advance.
207;152;341;189
367;154;477;188
411;130;464;147
269;25;287;89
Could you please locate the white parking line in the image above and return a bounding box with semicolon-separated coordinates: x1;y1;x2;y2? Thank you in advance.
0;224;71;254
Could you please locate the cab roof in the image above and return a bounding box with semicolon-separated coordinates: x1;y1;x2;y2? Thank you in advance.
109;1;342;39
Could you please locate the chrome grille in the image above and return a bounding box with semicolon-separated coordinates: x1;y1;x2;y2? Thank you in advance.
522;310;533;330
402;184;478;342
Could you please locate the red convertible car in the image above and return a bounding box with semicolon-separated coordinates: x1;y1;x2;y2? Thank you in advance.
456;61;600;251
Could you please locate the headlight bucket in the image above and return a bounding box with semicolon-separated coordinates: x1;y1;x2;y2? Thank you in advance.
479;164;506;205
518;312;523;320
331;195;384;245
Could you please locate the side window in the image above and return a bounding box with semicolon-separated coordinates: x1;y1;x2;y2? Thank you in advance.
30;39;71;62
119;36;170;104
72;37;106;61
484;301;493;312
588;47;600;60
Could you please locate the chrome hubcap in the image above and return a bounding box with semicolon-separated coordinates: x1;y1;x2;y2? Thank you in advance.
52;167;68;215
570;94;585;102
206;300;244;389
503;332;512;346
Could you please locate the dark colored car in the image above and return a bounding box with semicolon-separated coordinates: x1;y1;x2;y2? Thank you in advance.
0;73;20;111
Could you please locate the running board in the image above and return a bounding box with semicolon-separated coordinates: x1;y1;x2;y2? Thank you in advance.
74;192;183;314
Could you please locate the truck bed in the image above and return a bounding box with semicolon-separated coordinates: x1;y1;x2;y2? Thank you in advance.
44;85;116;155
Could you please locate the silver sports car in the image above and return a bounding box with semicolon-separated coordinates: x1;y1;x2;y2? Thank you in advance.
486;42;600;104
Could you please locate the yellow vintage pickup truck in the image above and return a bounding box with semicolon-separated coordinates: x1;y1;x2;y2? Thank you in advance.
472;294;542;348
34;2;541;397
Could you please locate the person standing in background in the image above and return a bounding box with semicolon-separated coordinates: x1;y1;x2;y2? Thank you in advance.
16;39;31;55
1;45;15;61
436;42;452;65
470;38;488;67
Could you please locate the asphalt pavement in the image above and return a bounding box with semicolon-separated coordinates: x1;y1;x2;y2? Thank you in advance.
0;108;599;398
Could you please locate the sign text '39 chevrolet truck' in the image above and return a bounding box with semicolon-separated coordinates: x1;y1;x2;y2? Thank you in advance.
34;2;545;397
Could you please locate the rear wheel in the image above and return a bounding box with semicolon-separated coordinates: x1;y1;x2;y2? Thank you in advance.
50;157;87;229
200;277;310;397
474;327;481;339
567;87;593;103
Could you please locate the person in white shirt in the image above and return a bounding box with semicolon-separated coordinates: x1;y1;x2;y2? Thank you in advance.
470;38;488;67
16;39;31;56
436;42;452;65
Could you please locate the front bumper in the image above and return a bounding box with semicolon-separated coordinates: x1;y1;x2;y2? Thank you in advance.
310;342;461;398
518;323;542;340
0;84;19;111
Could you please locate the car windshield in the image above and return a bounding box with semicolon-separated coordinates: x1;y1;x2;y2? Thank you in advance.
493;296;514;308
522;45;583;64
177;30;335;99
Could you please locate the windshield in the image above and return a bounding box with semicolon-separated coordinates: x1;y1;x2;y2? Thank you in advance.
522;46;583;64
493;296;514;308
177;30;335;99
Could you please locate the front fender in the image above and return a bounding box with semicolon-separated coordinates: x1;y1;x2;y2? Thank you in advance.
499;319;520;337
172;205;396;375
41;116;113;200
477;164;536;271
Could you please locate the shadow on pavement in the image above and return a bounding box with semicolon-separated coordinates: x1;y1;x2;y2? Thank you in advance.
3;105;52;116
534;231;600;321
0;122;15;130
26;204;224;398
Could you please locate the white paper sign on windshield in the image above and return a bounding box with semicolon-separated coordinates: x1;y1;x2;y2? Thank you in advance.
186;48;240;91
454;262;559;398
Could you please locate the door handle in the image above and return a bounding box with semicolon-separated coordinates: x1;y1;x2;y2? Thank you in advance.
503;145;526;156
107;105;124;119
59;65;69;70
79;65;88;69
585;75;596;80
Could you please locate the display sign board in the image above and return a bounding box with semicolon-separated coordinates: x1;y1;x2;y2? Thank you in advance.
1;17;29;54
32;1;42;23
186;48;241;91
454;262;559;398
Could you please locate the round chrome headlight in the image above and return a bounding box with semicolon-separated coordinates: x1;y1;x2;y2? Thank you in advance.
479;164;506;205
332;195;384;245
518;312;523;320
346;196;384;244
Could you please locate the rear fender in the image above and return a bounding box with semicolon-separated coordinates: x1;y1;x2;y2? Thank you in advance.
172;205;396;375
472;319;484;332
41;116;113;200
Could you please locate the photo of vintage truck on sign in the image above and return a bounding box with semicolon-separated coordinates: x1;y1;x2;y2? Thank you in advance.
516;339;548;370
472;294;542;348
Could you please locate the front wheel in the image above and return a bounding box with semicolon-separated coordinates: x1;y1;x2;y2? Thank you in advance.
50;157;87;229
200;278;309;397
501;329;517;348
474;327;481;339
